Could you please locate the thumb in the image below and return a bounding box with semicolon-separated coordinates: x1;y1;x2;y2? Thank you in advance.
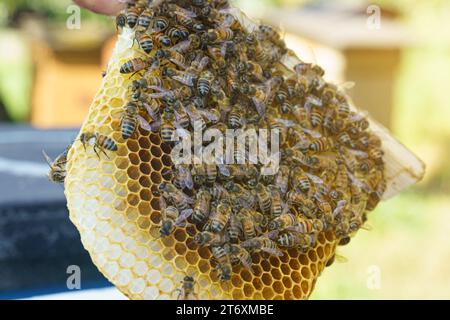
73;0;125;16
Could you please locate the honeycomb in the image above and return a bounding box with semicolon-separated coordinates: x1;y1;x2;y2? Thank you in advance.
64;0;425;300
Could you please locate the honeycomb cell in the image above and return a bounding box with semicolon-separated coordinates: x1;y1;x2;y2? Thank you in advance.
261;273;272;286
262;287;275;300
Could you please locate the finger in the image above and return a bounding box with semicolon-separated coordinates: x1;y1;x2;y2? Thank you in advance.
73;0;125;16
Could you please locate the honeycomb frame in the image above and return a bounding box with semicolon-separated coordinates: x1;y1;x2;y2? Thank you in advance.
64;4;425;300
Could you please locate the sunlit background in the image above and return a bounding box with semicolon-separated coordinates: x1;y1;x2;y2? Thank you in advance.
0;0;449;299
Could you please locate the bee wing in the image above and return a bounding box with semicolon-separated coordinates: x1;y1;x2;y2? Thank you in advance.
137;115;155;132
172;40;191;53
175;209;193;226
217;164;231;177
348;111;369;123
198;109;220;123
42;150;54;167
148;59;160;73
264;230;279;240
348;172;372;193
148;91;168;99
349;149;369;159
169;57;187;70
147;85;165;92
333;200;348;217
284;225;304;233
172;74;196;87
252;97;266;117
261;245;284;257
197;56;210;72
174;5;197;18
180;167;194;190
305;173;324;185
335;253;348;263
302;127;322;139
339;81;355;91
238;255;254;274
275;118;296;128
305;95;323;108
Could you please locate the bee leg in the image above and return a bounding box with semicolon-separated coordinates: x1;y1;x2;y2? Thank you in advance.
129;71;142;80
92;145;101;159
100;148;110;160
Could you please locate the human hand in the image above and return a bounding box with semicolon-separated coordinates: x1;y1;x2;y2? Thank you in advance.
73;0;125;16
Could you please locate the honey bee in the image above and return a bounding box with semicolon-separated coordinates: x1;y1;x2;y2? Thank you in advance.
277;232;316;251
286;149;319;169
268;213;296;231
210;183;229;201
290;166;311;194
166;26;189;42
119;57;156;74
237;209;259;240
151;86;192;105
120;102;139;140
161;108;176;142
274;165;290;196
241;235;283;256
287;218;324;234
191;162;218;186
155;49;186;69
174;164;194;190
176;276;196;300
337;100;351;119
194;231;227;246
309;137;334;153
192;188;212;224
227;244;253;272
337;132;355;149
158;182;194;212
159;205;193;237
267;185;283;218
335;163;349;189
309;106;324;128
116;13;127;30
313;191;333;219
153;32;172;47
208;199;231;233
211;245;232;281
207;46;227;74
227;105;245;128
126;6;140;28
204;27;234;43
42;146;70;183
153;16;170;32
135;31;154;54
358;158;375;174
227;213;241;243
338;236;351;246
258;24;286;51
368;147;384;164
350;183;362;204
255;183;272;215
240;61;265;82
172;34;201;53
210;81;231;111
162;67;196;87
136;8;153;32
197;70;214;96
80;132;117;158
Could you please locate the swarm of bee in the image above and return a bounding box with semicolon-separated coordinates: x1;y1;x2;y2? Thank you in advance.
56;0;394;300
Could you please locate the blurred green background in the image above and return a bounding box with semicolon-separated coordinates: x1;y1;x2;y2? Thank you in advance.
0;0;448;299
